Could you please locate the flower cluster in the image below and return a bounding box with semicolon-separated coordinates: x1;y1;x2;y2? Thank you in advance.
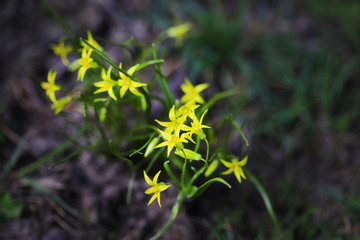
42;32;148;115
154;78;210;158
41;69;72;114
43;29;248;219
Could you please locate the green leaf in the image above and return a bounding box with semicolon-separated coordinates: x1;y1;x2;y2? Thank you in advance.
244;168;285;239
135;59;165;73
108;141;133;165
16;127;85;177
26;179;80;219
227;115;249;146
129;133;156;157
192;177;231;197
164;161;181;186
0;192;23;219
96;37;134;48
126;171;137;205
49;143;100;169
145;147;164;172
190;165;207;185
93;98;108;103
81;39;133;79
198;88;238;116
2;132;29;177
43;0;78;38
152;43;174;110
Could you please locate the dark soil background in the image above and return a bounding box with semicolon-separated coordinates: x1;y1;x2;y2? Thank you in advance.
1;0;360;239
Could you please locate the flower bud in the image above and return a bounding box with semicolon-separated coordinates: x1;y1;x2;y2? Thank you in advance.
175;148;202;161
144;137;160;157
205;160;219;177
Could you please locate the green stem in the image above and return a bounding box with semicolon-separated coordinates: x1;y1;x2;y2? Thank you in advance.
139;87;152;125
126;171;137;204
204;138;210;164
194;136;200;152
149;193;184;240
164;161;181;186
181;149;188;185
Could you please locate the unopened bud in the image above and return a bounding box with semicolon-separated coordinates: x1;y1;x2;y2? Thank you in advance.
175;148;202;161
205;160;219;177
144;137;160;157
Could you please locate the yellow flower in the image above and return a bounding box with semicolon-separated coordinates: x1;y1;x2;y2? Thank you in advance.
51;96;72;115
41;69;61;103
180;78;208;104
50;38;73;66
176;101;200;119
143;170;171;208
81;31;103;52
94;67;118;101
77;48;98;81
155;129;188;157
221;156;248;183
182;110;210;140
155;105;187;133
166;22;192;46
117;63;147;98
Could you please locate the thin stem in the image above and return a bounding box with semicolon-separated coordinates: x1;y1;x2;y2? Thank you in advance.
126;171;137;204
204;138;210;165
149;193;184;240
194;135;200;152
181;149;188;185
163;161;181;186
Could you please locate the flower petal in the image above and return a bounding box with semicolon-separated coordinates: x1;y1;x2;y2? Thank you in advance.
127;64;139;76
143;171;154;186
147;192;158;206
153;171;161;184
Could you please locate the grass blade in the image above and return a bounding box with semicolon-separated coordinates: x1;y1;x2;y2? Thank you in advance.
16;128;85;178
152;43;174;111
43;0;77;38
27;178;80;219
135;59;165;73
244;168;286;239
198;88;238;116
48;143;100;169
193;177;231;197
227;115;249;146
2;132;29;177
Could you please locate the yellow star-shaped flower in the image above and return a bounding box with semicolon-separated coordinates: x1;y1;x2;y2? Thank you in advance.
180;78;208;104
50;38;73;66
221;156;248;183
94;67;118;101
176;101;200;119
155;129;188;157
51;96;72;115
155;105;187;133
41;69;61;103
182;110;210;140
117;63;147;98
77;48;98;81
166;22;192;46
143;170;171;208
81;31;103;52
